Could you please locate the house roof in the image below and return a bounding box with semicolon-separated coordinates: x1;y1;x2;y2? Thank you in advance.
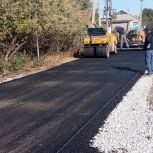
112;10;140;22
116;10;128;15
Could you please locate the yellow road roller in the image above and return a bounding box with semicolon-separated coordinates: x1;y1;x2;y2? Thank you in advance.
83;27;118;58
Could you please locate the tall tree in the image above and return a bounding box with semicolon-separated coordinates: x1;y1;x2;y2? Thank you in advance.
76;0;91;10
142;8;153;25
0;0;91;61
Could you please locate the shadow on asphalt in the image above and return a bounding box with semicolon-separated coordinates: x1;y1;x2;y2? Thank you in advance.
113;66;139;73
118;48;144;51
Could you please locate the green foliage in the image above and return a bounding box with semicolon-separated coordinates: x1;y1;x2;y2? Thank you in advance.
0;56;6;73
0;0;90;40
142;8;153;26
31;57;43;68
0;0;91;74
9;52;28;72
76;0;91;10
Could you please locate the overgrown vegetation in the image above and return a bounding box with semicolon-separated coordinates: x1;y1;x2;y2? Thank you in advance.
0;56;6;73
142;8;153;26
0;0;91;74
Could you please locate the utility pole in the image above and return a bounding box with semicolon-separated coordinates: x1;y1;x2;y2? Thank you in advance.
92;0;96;24
105;0;112;32
106;0;109;31
140;0;143;28
98;0;102;27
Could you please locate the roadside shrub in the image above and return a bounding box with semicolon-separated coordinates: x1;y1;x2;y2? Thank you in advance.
0;0;91;57
31;57;43;68
0;57;6;74
9;52;28;72
0;0;91;74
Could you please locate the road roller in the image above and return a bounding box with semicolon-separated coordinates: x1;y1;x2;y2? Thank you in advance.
83;27;118;58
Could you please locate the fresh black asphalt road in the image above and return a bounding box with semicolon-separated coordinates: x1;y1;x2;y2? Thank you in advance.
0;50;145;153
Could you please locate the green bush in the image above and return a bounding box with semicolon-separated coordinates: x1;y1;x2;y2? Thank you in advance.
0;0;91;54
9;53;28;72
0;0;91;74
0;57;6;74
32;57;43;68
143;8;153;25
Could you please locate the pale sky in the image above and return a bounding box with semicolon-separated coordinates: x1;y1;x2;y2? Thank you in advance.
92;0;153;16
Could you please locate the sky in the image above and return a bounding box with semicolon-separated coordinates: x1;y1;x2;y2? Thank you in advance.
92;0;153;16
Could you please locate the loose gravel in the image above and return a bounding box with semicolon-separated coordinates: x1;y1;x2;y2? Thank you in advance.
91;75;153;153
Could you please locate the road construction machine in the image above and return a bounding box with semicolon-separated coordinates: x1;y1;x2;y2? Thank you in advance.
83;0;118;58
83;27;117;57
126;29;145;48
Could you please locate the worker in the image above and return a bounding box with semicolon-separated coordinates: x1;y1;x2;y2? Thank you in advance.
116;26;129;49
113;27;120;42
143;25;153;75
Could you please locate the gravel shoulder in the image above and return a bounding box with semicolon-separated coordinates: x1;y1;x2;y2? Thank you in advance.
91;75;153;153
148;85;153;111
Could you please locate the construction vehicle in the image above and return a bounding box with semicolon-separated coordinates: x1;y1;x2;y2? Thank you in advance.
83;0;118;58
83;27;118;57
126;28;145;48
115;28;145;48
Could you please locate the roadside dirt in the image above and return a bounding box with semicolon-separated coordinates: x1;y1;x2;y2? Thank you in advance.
0;52;78;83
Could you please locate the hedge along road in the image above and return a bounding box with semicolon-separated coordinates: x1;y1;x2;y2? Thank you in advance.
0;50;145;153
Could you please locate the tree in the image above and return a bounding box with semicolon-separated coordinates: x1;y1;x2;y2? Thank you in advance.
0;0;91;61
76;0;92;10
142;8;153;26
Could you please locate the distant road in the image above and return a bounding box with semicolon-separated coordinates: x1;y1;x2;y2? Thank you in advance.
0;50;145;153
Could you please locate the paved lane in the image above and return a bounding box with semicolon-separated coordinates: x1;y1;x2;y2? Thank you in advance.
0;50;145;153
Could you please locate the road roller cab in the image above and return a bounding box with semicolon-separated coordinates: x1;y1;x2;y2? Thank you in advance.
83;28;118;58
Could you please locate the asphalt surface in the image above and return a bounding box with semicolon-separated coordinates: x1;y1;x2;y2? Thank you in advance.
0;50;145;153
